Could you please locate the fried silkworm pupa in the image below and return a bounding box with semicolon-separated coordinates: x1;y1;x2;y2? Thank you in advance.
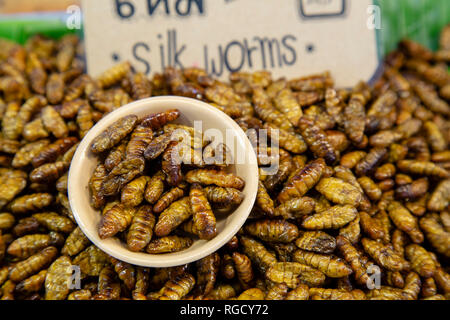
231;252;253;289
405;244;436;278
203;186;244;208
157;273;195;300
109;256;136;291
104;142;126;171
206;284;236;300
125;124;154;160
29;161;69;183
298;115;337;164
273;196;315;219
240;236;277;274
316;177;362;205
245;219;299;243
127;205;156;252
146;236;193;254
221;254;235;280
143;132;172;160
293;249;352;278
387;201;424;244
355;147;387;176
101;157;145;197
32;212;75;233
265;283;289;300
15;269;47;294
278;158;325;203
397;160;449;179
155;197;192;237
61;226;90;256
97;61;131;88
190;184;217;240
420;214;450;258
8;193;53;214
295;231;336;254
153;184;186;213
121;175;150;207
140;109;180;129
67;290;92;300
41;105;68;139
427;179;450;211
7;233;60;259
31;136;78;168
144;170;165;204
361;238;408;272
44;256;72;300
89;164;107;209
375;163;396;180
0;212;15;230
286;284;309;300
255;181;275;216
237;288;265;300
161;141;183;186
359;211;385;240
90;115;138;154
98;204;134;239
9;246;58;282
73;245;109;277
302;205;357;230
185;169;245;190
266;262;325;288
196;253;220;296
12;139;50;168
395;178;428;201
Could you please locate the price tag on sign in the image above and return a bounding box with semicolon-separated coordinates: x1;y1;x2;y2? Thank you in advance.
82;0;380;87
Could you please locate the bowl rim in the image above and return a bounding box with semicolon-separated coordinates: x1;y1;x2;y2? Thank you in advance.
68;96;258;267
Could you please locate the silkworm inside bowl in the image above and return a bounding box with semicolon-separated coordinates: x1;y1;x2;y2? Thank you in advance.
68;96;258;267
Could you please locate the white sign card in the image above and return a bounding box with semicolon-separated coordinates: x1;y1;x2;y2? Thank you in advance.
82;0;380;87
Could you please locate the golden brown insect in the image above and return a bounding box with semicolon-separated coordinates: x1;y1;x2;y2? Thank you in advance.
32;212;74;234
428;179;450;211
220;254;236;280
157;273;195;300
387;201;424;244
293;249;352;278
343;89;369;145
265;283;288;300
93;265;121;300
15;269;47;294
355;147;387;176
245;219;298;243
7;233;59;259
196;253;220;295
185;169;245;190
44;256;73;300
31;136;78;168
101;157;145;197
155;197;192;237
67;290;92;300
405;244;436;278
357;176;382;201
127;205;156;252
146;236;193;254
153;184;186;213
161;141;182;186
121;175;150;207
45;73;64;104
22;117;49;141
273;88;303;126
29;161;69;183
419;214;450;258
316;177;362;205
99;203;134;239
128;72;152;100
298;115;337;164
75;103;93;139
231;252;253;289
90;115;138;154
206;284;236;300
109;256;136;290
12;139;49;168
273;197;315;220
286;284;310;300
203;186;244;208
254;181;275;216
295;231;336;254
97;61;131;88
237;288;265;300
266;262;325;289
61;226;90;256
140;109;180;130
88;163;107;209
263;122;307;154
395;178;428;201
374;163;396;180
359;211;385;240
8;193;53;214
144;170;165;204
240;236;277;273
125;124;154;160
41;106;68;139
398;160;449;178
189;184;216;240
73;245;109;277
0;212;15;230
278;158;325;203
143;132;171;160
9;246;58;282
252;86;293;131
302;205;357;230
361;238;408;272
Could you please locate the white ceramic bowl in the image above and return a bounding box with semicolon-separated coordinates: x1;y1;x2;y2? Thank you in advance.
68;96;258;267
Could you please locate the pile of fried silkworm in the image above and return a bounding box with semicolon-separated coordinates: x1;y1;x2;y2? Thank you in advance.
0;24;449;300
88;109;245;253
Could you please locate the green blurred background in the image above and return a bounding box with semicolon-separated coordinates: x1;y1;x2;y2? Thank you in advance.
0;0;449;54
